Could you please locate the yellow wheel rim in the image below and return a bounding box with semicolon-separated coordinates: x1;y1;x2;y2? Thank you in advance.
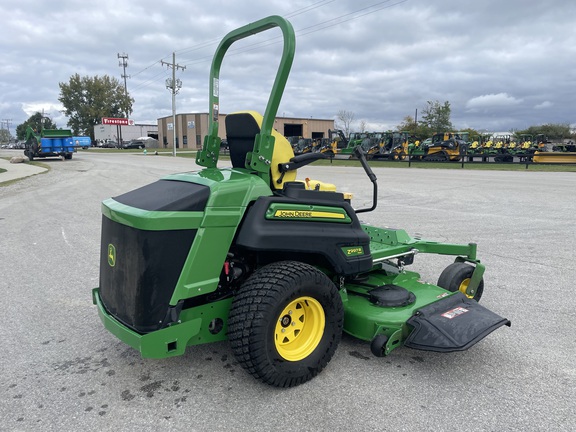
459;278;474;298
274;296;325;362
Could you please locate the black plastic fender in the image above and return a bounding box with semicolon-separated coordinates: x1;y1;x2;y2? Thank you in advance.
235;195;372;276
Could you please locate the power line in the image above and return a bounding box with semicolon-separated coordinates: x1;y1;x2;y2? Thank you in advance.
298;0;408;36
284;0;335;18
173;0;336;58
129;0;409;92
179;0;408;68
129;67;170;92
128;0;339;80
179;0;408;66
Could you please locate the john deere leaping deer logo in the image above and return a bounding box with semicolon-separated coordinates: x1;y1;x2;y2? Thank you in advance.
108;244;116;267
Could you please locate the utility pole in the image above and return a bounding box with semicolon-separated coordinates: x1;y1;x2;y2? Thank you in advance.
117;53;130;98
40;109;49;132
1;119;11;144
118;53;130;143
2;118;12;135
161;52;186;157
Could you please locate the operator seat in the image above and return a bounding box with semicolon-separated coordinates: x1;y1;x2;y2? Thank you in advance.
225;111;338;192
225;111;297;190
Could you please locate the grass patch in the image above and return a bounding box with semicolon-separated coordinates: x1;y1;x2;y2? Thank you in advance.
214;153;576;172
315;159;576;172
29;160;51;171
158;151;198;158
82;148;150;153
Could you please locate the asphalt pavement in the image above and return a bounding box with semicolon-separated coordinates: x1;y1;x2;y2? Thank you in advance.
0;149;574;432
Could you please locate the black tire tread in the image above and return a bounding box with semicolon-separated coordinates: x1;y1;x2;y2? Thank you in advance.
437;262;484;302
228;260;343;387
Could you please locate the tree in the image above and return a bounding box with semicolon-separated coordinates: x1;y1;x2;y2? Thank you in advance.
396;115;428;140
515;123;573;141
335;109;355;137
16;112;58;140
420;100;453;133
457;127;480;142
58;74;133;139
358;120;367;133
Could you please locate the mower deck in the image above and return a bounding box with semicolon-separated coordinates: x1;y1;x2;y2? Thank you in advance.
341;267;509;356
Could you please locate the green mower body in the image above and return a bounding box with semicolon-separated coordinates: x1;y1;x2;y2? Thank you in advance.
93;16;509;387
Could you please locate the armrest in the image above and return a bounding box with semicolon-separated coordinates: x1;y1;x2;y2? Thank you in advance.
278;152;328;173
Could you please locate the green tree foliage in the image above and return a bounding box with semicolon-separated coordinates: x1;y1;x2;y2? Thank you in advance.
396;115;430;141
16;112;58;140
515;123;573;141
397;101;454;140
58;74;133;139
420;100;453;133
457;127;480;142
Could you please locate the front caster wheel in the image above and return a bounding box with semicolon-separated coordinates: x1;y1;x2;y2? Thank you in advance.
228;261;343;387
437;262;484;302
370;334;389;357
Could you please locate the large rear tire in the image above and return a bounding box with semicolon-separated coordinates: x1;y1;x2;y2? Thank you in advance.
437;262;484;302
228;261;343;387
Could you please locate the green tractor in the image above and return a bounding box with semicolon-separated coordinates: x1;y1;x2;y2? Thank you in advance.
339;132;369;158
93;16;510;388
408;137;431;160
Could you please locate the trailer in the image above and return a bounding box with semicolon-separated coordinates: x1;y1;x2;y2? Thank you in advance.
24;126;81;160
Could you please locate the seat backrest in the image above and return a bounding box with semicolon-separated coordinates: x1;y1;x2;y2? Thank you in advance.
225;111;296;189
225;113;261;169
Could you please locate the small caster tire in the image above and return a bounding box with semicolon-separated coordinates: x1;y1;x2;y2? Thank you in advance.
370;334;389;357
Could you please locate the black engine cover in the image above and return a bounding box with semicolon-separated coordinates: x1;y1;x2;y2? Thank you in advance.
235;195;372;275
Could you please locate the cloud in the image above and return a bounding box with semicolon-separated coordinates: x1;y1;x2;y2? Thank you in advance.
465;93;523;110
534;101;553;109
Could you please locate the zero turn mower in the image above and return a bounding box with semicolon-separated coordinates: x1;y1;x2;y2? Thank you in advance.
93;16;510;388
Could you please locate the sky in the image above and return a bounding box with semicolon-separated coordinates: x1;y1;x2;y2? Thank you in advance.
1;0;575;136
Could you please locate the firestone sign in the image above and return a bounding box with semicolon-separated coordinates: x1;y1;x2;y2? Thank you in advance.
102;117;135;126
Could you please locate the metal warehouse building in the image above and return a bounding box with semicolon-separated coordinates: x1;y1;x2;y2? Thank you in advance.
94;123;158;143
157;113;334;149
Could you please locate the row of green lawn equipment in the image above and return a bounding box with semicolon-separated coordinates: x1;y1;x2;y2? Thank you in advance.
293;130;410;161
292;129;576;164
